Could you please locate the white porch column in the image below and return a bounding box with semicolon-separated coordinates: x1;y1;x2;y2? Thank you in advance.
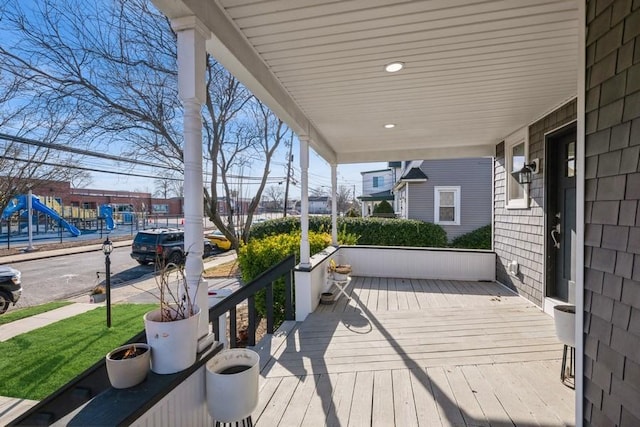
172;17;209;341
299;136;311;269
330;163;338;246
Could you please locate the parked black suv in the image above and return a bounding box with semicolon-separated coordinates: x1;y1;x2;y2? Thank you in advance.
130;228;213;265
0;265;22;314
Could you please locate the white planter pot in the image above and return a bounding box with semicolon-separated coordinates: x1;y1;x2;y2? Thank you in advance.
553;304;575;347
332;272;350;282
105;343;150;389
144;306;201;374
206;348;260;423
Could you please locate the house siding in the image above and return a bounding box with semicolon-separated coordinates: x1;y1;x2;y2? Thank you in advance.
584;0;640;425
361;169;394;196
407;158;492;240
494;100;577;306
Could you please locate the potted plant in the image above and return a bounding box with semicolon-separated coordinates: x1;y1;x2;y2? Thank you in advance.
206;348;260;423
89;284;106;303
105;343;150;389
143;260;201;374
328;259;351;281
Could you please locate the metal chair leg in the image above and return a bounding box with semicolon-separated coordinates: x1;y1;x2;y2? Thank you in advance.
561;344;568;381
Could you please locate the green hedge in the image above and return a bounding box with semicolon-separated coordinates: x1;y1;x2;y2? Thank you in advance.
449;225;492;249
250;216;447;248
237;231;331;327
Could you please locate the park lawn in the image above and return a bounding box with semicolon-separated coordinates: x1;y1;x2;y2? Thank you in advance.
0;302;73;326
0;303;156;400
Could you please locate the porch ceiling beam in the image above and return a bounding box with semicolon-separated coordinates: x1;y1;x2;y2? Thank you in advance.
337;144;496;164
152;0;337;163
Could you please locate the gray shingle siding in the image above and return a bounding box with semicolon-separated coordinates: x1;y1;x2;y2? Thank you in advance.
494;100;577;307
407;158;492;241
584;1;640;425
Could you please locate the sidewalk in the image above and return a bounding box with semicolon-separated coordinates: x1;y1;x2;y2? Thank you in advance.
0;240;134;264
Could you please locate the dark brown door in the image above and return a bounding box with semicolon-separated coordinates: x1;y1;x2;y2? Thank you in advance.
546;125;576;303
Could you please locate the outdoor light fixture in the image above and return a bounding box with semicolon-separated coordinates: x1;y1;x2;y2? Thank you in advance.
516;159;540;185
384;123;396;129
102;237;113;328
102;237;113;256
384;62;404;73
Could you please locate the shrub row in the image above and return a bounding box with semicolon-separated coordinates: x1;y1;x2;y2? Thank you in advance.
250;216;448;248
237;231;332;327
449;224;492;250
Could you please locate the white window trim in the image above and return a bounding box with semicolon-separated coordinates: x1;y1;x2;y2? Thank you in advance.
505;127;530;209
434;186;461;225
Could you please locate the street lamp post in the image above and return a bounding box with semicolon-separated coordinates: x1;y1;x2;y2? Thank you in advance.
102;237;113;328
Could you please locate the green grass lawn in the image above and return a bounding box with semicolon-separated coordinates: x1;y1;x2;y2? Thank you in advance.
0;302;73;326
0;303;156;400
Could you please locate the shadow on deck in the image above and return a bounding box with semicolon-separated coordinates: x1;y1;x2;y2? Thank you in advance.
252;277;575;426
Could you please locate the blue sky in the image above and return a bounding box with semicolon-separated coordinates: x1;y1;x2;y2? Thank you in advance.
89;147;386;199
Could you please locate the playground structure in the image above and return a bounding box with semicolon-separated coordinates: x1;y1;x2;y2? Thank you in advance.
1;194;121;238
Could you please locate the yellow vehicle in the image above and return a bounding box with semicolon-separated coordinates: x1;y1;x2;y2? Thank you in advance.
205;230;232;251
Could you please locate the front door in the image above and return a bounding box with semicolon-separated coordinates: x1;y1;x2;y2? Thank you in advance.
546;125;577;303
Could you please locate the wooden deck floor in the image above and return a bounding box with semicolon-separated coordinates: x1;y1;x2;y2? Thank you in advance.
252;277;575;426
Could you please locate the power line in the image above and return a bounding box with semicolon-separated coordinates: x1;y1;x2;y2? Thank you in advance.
0;155;177;181
0;132;169;169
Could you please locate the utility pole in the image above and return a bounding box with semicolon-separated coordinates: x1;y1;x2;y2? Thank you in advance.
283;134;293;217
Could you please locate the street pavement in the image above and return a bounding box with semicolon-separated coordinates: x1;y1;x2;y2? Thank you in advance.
0;244;238;425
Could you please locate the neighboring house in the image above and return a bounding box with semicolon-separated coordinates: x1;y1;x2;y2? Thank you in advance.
308;196;330;214
359;165;397;216
394;158;492;240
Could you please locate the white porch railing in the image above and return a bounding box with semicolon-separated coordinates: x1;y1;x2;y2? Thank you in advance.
295;245;496;321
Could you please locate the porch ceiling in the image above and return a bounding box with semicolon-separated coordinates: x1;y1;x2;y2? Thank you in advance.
154;0;579;164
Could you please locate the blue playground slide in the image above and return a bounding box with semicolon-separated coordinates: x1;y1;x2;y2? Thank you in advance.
2;194;81;237
99;204;115;231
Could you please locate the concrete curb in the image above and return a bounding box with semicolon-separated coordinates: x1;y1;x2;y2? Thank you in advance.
1;240;133;264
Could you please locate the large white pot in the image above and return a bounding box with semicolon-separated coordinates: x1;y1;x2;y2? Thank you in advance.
144;306;201;374
105;343;150;389
553;304;576;347
206;348;260;423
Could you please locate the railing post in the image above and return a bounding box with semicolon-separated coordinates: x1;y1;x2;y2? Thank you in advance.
229;306;237;348
266;283;274;334
248;296;256;347
285;271;293;321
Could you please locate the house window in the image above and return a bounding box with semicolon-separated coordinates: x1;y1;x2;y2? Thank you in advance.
373;176;384;187
434;186;460;225
505;127;530;209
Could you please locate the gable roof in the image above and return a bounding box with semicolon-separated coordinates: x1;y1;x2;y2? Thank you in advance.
401;167;428;181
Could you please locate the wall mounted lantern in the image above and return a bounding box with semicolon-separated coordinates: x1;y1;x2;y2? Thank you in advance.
516;159;540;185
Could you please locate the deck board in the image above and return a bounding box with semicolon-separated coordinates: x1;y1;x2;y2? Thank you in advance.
253;278;575;426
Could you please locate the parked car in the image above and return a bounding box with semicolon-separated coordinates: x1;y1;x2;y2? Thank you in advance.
205;230;232;251
0;265;22;315
130;228;214;266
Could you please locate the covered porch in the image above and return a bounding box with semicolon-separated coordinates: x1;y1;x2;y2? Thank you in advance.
148;0;586;425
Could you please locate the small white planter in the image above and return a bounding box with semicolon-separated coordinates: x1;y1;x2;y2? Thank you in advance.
206;348;260;423
105;343;150;389
553;304;576;347
332;271;350;282
144;306;200;374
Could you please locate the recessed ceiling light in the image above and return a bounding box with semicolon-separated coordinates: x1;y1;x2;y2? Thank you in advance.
384;62;404;73
384;123;395;129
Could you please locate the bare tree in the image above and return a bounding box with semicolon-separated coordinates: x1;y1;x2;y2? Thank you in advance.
336;185;354;213
0;0;288;249
263;185;284;211
310;186;329;197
